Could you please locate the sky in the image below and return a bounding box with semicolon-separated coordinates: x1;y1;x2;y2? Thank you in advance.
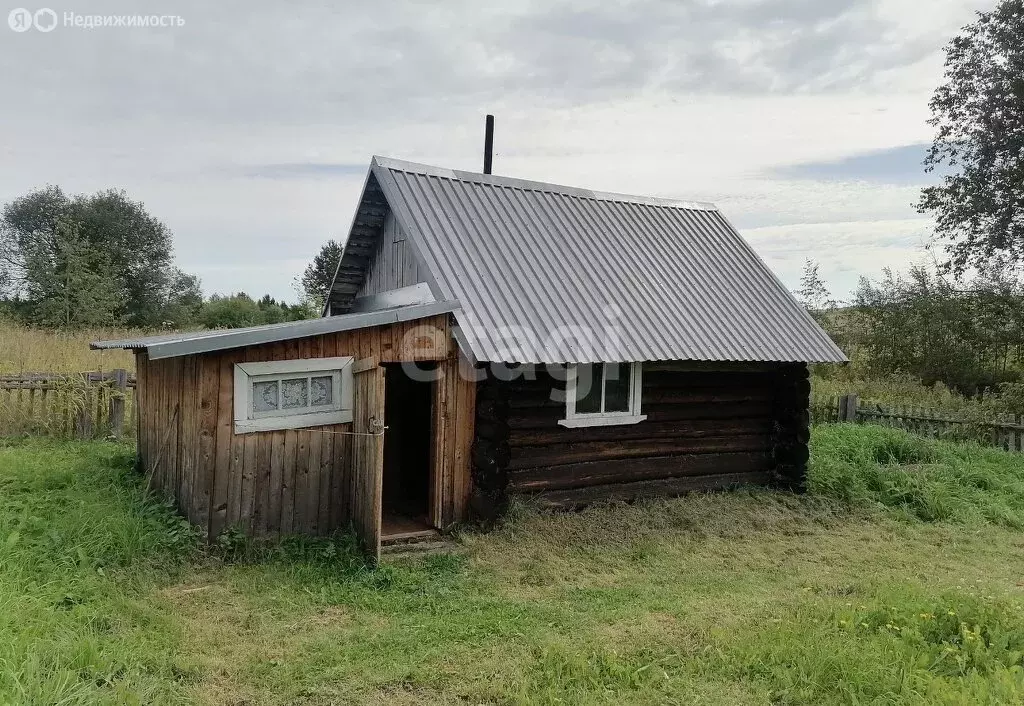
0;0;993;303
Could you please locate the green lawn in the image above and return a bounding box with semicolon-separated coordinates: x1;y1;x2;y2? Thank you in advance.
2;426;1024;705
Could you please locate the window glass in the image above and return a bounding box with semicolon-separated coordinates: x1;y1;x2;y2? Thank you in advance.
603;362;631;412
253;380;279;412
310;375;333;406
574;363;602;414
280;378;308;409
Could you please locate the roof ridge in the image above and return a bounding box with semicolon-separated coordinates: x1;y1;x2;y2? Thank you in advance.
371;155;719;212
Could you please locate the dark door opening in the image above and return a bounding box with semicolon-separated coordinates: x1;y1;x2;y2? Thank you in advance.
381;364;435;537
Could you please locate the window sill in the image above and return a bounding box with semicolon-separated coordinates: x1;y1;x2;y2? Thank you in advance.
235;409;353;434
558;414;647;429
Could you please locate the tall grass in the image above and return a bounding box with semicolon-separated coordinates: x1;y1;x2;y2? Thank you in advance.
810;423;1024;527
0;320;137;374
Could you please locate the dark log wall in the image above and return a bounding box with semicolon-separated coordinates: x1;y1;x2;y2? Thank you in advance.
471;361;810;515
770;362;811;491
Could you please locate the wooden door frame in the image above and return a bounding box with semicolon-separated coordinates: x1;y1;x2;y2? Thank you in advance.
428;375;442;529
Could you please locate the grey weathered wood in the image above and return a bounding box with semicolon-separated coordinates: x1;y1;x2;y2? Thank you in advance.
356;212;425;298
837;394;859;422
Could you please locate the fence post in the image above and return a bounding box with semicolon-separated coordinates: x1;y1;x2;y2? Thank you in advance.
838;393;859;423
109;369;128;438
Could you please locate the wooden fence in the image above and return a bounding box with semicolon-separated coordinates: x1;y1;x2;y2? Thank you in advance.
0;370;135;440
812;393;1024;452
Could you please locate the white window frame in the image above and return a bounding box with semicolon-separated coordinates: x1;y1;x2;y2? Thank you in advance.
233;357;354;434
559;362;646;428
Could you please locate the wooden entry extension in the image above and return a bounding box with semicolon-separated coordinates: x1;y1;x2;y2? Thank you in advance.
131;313;476;547
347;354;477;562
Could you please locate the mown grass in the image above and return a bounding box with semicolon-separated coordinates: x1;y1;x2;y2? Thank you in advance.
1;426;1024;704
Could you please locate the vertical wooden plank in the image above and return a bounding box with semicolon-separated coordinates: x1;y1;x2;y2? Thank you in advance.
195;356;219;540
293;431;311;534
240;432;258;532
150;362;163;485
318;429;333;535
170;359;183;500
134;354;146;468
430;357;449;528
209;353;235;540
281;430;298;534
176;358;195;518
227;421;246;530
268;431;286;536
305;431;322;534
451;354;476;522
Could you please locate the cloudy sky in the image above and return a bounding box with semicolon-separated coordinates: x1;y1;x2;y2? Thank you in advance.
0;0;991;303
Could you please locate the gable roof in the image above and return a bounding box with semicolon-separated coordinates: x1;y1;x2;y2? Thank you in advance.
327;156;847;364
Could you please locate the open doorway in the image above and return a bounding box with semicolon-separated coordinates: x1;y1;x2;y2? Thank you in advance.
381;363;435;538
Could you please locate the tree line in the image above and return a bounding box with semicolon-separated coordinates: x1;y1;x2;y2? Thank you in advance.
798;260;1024;396
0;186;341;330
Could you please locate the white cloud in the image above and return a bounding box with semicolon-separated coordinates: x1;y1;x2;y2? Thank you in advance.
743;217;936;301
0;0;988;300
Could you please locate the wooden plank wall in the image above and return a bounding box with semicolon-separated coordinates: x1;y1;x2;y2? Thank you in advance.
430;354;477;526
135;314;475;541
357;212;425;298
474;362;793;512
135;352;202;521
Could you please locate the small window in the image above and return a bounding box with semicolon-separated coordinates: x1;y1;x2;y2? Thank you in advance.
559;362;646;428
234;357;354;433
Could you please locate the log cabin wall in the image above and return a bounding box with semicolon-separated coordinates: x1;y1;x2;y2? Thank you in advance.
471;361;811;515
134;314;476;541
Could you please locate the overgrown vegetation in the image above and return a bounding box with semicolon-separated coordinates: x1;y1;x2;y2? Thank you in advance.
2;426;1024;704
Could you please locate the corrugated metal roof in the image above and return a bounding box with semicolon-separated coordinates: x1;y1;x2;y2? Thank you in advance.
355;156;846;364
91;300;459;360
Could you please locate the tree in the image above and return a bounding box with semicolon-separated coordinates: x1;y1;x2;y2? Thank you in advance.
198;293;266;329
23;218;119;328
0;186;195;327
797;259;836;312
159;269;204;328
917;0;1024;278
76;189;177;326
854;265;1024;393
300;239;343;310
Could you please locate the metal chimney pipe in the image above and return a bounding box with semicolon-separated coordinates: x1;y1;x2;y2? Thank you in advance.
483;114;494;174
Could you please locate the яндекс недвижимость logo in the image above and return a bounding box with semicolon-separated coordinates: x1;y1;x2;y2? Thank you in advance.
8;8;183;31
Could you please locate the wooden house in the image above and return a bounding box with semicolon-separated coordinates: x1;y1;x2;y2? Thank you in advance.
94;157;846;560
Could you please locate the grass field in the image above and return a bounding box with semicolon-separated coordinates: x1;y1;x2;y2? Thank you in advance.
0;320;136;374
2;425;1024;705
